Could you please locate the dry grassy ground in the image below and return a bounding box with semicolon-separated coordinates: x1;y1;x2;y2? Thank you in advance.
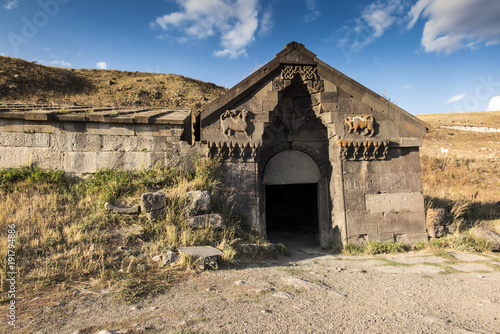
417;111;500;232
0;56;226;109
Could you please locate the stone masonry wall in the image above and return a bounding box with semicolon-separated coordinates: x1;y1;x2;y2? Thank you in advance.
0;118;197;174
343;147;428;244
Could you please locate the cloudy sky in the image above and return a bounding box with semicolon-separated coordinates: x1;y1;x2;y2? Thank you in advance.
1;0;500;115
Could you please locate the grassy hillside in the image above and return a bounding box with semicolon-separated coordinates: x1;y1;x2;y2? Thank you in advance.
0;56;227;109
416;111;500;232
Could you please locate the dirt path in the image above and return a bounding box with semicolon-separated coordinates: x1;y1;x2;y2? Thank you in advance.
11;241;500;334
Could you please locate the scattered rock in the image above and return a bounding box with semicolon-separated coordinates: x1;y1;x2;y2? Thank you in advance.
97;330;116;334
178;246;223;270
427;208;452;238
147;208;166;222
185;190;212;215
273;291;294;299
235;280;246;285
428;225;445;238
152;250;178;266
469;227;500;251
162;250;178;266
72;291;80;296
186;213;224;230
105;202;140;214
141;191;166;212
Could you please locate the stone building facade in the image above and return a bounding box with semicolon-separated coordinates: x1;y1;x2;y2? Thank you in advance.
0;42;428;248
197;42;428;247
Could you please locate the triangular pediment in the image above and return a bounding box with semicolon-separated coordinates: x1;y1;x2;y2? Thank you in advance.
199;42;427;144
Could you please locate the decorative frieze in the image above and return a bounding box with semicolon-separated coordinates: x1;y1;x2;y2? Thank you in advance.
282;65;318;81
337;139;389;160
206;141;260;162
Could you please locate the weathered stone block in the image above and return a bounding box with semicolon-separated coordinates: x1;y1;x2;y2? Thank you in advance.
367;233;394;243
147;208;166;221
469;228;500;251
365;192;424;213
379;211;426;234
63;152;96;174
186;213;224;230
29;148;63;169
346;211;379;235
0;147;30;168
396;233;428;244
141;191;166;212
87;123;134;136
185;190;212;215
73;134;102;152
50;133;76;151
101;135;137;152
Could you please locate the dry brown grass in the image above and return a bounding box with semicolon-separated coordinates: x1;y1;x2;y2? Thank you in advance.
0;55;227;109
418;111;500;232
0;159;258;303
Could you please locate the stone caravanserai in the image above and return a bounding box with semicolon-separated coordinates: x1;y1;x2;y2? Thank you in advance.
0;42;429;248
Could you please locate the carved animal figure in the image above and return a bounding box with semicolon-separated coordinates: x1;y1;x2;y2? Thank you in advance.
220;109;251;137
345;115;375;136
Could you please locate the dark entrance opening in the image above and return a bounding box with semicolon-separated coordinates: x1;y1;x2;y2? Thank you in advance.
265;183;319;244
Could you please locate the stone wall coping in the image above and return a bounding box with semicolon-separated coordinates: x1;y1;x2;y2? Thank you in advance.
0;104;190;125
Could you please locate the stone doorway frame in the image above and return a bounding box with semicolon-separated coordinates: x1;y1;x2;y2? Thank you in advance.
258;143;332;247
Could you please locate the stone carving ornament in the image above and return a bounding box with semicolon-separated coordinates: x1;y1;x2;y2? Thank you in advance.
337;139;389;160
220;109;251;137
345;115;375;137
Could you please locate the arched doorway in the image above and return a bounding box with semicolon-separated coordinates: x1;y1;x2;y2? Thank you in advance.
263;150;323;245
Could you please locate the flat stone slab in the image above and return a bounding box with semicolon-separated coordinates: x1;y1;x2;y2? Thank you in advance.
447;251;492;262
449;263;494;272
177;246;223;259
384;255;447;264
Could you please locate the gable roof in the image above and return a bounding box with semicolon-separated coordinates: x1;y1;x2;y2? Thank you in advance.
200;42;428;136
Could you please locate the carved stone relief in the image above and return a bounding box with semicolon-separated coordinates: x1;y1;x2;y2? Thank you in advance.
272;65;324;92
220;109;252;137
206;141;260;162
345;115;376;137
337;139;389;160
282;65;318;81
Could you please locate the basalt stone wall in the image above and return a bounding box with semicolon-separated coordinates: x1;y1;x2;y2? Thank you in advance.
342;147;428;245
0;109;198;174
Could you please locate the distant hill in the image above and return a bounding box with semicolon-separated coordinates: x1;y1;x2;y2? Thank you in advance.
417;111;500;159
0;56;227;109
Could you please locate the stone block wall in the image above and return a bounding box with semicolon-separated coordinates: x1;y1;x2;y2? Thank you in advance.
342;147;427;244
0;118;197;174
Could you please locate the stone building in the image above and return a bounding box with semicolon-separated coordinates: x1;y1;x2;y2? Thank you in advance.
197;42;428;248
0;42;428;248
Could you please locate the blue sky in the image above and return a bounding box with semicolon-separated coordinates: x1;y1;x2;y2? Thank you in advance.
1;0;500;115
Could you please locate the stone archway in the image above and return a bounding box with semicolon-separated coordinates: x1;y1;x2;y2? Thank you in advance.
261;149;331;247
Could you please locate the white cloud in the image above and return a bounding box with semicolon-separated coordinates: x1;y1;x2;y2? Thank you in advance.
49;60;72;67
488;96;500;111
153;0;267;59
304;0;321;23
446;93;467;103
408;0;500;55
259;7;273;37
96;61;107;70
402;84;413;90
336;0;408;58
3;0;19;10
